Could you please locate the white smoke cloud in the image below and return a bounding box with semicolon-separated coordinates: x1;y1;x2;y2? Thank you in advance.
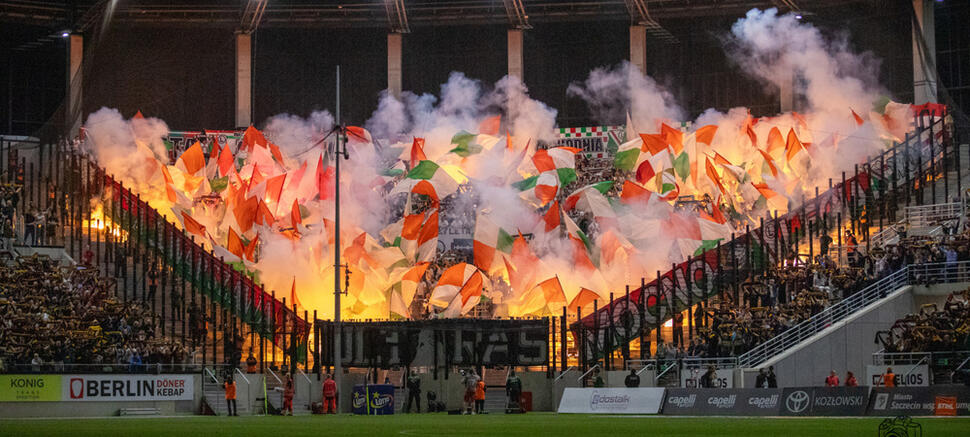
567;61;684;130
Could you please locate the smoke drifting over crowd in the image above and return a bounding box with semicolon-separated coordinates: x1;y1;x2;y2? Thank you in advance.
81;9;915;321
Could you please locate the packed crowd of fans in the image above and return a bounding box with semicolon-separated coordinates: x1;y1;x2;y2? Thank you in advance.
679;217;970;358
0;255;190;373
876;287;970;353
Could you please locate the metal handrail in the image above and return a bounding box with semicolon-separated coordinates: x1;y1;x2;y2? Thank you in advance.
737;261;970;368
955;356;970;373
266;367;282;385
554;366;576;381
298;369;312;385
902;356;929;381
577;364;601;383
234;367;251;385
654;360;677;382
204;367;220;384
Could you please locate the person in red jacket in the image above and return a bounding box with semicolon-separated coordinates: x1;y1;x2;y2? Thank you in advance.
322;374;337;414
825;370;839;387
282;376;294;416
845;371;858;387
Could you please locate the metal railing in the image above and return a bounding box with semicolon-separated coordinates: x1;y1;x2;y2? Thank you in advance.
737;261;970;368
873;352;932;366
234;367;251;385
554;366;576;381
577;364;601;383
904;202;964;228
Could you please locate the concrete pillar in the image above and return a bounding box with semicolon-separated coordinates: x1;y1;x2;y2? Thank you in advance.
235;32;252;128
779;72;794;113
66;34;83;137
629;25;647;74
387;33;403;98
507;29;523;79
912;0;937;104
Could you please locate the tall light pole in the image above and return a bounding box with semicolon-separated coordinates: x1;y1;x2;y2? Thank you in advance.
333;65;344;410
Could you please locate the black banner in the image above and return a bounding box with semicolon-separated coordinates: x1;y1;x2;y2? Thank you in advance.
779;387;869;416
867;386;970;416
662;388;782;416
319;319;548;368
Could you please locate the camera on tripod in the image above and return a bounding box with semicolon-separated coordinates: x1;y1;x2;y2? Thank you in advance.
877;416;922;437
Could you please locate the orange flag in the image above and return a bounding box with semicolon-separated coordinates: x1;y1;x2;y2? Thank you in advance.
713;151;732;167
766;127;784;154
757;148;779;177
537;276;566;304
851;109;864;126
181;212;207;238
227;227;244;258
636;160;655;185
256;200;275;227
711;199;728;225
290;200;302;228
264;174;287;207
543;200;561;232
620;180;652;205
479;115;501;135
269;142;284;163
640;133;668;155
179;141;206;175
706;158;725;194
785;128;803;162
233;196;259;233
290;277;302;311
410;137;427;168
661;123;684;155
209;137;221;160
243;234;259;262
133;110;145;119
217;143;235;176
160;165;177;202
694;125;718;145
568;288;599;312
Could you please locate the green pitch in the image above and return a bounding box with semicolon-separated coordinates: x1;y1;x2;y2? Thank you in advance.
2;414;969;436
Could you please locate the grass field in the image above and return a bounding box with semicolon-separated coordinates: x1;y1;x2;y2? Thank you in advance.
1;414;969;437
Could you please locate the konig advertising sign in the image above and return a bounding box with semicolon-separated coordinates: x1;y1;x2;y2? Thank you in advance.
62;375;194;402
0;375;61;402
780;387;869;416
557;388;665;414
662;388;781;415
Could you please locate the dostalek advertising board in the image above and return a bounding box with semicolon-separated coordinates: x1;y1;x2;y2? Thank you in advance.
319;319;548;368
662;388;781;415
558;388;666;414
0;375;194;402
779;387;870;416
867;386;970;416
865;364;929;387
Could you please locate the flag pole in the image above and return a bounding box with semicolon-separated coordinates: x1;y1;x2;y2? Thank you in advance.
333;64;343;410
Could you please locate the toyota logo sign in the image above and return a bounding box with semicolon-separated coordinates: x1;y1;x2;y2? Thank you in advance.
785;390;810;413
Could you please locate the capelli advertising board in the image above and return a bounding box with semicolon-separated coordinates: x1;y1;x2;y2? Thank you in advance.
557;387;665;414
662;388;781;415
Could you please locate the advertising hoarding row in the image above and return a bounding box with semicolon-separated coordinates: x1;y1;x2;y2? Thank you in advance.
559;385;970;416
1;375;194;402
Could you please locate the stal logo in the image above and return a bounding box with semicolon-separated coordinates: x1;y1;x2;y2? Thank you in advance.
785;390;810;413
589;391;631;411
69;378;84;399
873;393;889;410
